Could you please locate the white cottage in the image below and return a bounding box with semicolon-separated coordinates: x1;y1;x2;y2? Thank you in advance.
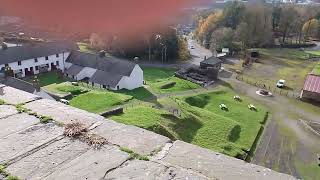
0;42;73;78
65;51;143;90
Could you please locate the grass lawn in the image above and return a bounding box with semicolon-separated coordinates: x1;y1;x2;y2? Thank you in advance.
305;50;320;56
36;71;68;87
70;91;133;113
143;67;201;94
251;48;310;60
312;63;320;75
111;87;267;157
44;82;87;96
114;87;154;101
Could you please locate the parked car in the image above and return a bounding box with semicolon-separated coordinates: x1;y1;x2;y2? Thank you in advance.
190;45;195;49
59;99;69;105
276;79;285;88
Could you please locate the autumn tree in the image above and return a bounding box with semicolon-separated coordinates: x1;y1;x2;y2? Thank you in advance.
89;33;106;50
303;19;319;39
178;38;191;61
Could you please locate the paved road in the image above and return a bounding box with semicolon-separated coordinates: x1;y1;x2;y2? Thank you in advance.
188;38;213;66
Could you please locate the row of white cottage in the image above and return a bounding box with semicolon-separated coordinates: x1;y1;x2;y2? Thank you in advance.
0;42;143;90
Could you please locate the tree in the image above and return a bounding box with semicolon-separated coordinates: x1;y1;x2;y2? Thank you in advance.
237;5;273;48
177;38;191;61
221;1;245;29
210;27;234;53
303;19;319;40
195;11;223;45
279;6;297;43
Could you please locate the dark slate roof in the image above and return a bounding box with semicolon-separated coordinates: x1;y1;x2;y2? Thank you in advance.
200;56;222;66
66;51;136;77
0;42;77;65
65;64;84;76
89;70;123;87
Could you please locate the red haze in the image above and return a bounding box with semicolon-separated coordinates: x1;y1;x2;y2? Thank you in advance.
0;0;206;37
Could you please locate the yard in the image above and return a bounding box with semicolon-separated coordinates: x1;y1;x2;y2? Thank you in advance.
225;48;318;91
33;71;69;87
111;87;267;158
70;91;133;113
143;67;201;94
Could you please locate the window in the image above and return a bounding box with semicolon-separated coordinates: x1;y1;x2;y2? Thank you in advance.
5;64;8;67
117;85;120;90
56;61;59;66
45;56;49;60
35;66;39;71
56;54;59;58
34;58;38;63
103;85;106;89
18;61;21;66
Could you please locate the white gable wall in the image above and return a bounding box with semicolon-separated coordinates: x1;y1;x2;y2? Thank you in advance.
117;65;143;90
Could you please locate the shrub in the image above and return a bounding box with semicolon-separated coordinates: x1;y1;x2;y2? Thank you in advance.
64;122;87;137
7;176;21;180
81;133;106;149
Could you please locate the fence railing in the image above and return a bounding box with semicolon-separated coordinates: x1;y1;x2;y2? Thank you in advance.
236;75;301;99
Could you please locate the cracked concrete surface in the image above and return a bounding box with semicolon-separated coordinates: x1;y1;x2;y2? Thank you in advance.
0;85;297;180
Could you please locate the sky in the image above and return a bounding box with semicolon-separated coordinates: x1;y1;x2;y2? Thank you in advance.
0;0;211;36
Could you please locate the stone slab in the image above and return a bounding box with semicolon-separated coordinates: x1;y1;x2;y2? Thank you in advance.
92;120;171;155
0;105;18;118
0;86;40;105
0;123;63;164
24;99;104;127
44;145;129;180
6;138;89;180
161;141;296;180
0;113;39;138
104;160;209;180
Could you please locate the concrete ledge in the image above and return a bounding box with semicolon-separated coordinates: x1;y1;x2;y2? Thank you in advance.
92;120;171;155
0;85;40;105
161;141;296;180
0;113;39;138
45;145;129;180
24;99;105;127
6;138;90;179
104;160;210;180
0;123;63;164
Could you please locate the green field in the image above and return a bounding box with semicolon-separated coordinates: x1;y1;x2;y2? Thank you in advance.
36;71;68;87
305;50;320;56
111;88;267;157
70;91;133;113
44;82;87;96
313;63;320;75
251;48;310;60
143;67;201;94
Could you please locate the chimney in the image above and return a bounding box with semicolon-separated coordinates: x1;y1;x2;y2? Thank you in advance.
99;50;106;57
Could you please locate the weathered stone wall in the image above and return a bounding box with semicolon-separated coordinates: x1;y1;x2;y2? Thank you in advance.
0;84;296;180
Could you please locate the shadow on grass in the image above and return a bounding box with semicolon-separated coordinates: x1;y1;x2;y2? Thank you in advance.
228;125;241;142
160;113;203;143
185;95;210;108
115;87;156;102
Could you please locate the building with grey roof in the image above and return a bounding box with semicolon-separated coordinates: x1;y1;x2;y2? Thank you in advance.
64;51;143;90
0;42;75;78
